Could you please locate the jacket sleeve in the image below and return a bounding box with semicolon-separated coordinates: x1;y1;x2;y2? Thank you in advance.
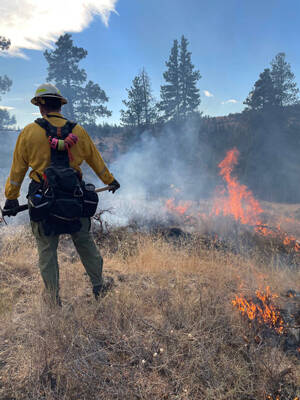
82;128;114;185
5;130;29;199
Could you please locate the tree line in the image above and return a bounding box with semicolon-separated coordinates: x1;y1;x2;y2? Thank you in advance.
43;34;202;128
0;33;300;132
0;33;202;129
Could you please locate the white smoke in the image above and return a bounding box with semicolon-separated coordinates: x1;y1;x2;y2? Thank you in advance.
98;121;212;227
0;130;30;224
0;0;118;58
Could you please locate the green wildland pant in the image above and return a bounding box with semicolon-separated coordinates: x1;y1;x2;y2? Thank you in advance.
31;218;103;297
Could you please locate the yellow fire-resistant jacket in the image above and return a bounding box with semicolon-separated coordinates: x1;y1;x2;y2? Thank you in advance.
5;112;114;199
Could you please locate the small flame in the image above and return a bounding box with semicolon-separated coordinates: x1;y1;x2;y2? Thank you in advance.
232;286;285;334
165;198;192;216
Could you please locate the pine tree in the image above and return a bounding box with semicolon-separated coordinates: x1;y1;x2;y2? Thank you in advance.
140;69;157;126
0;37;15;128
159;40;180;121
0;109;16;129
159;36;201;122
0;37;12;100
178;35;201;119
270;52;299;107
121;75;143;127
244;68;277;111
44;34;111;125
0;75;12;100
121;69;157;128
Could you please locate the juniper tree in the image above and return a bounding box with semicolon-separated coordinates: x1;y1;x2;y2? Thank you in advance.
244;68;277;111
270;52;299;107
44;34;111;125
121;69;157;128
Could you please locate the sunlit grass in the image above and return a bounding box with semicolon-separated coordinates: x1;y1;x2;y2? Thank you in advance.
0;223;299;399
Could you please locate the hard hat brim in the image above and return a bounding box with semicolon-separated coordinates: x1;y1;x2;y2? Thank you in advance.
31;94;68;106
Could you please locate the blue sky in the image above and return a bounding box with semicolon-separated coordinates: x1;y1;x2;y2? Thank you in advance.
0;0;299;128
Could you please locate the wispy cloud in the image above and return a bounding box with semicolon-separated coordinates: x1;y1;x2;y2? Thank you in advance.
221;99;238;105
0;106;15;110
0;0;118;58
203;90;214;98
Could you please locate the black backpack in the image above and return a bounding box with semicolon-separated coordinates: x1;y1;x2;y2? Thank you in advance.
28;115;98;235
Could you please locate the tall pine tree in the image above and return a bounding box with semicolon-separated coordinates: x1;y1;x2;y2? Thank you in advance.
159;36;201;122
121;69;156;128
178;35;201;119
270;52;299;107
44;34;111;125
159;39;180;121
244;68;277;111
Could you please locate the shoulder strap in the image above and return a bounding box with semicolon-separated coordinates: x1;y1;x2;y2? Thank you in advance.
35;118;77;139
34;118;77;167
35;118;57;137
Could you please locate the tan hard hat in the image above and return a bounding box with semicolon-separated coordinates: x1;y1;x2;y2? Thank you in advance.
31;83;68;106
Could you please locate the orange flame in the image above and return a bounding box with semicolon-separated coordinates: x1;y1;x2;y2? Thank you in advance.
212;148;264;225
213;148;300;251
165;198;192;216
232;286;285;334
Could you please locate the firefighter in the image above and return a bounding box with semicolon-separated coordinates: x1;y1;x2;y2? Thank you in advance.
3;83;120;306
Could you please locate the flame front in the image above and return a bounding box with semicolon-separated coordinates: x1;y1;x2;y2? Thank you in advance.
212;148;264;225
232;286;285;334
212;148;300;251
164;148;300;252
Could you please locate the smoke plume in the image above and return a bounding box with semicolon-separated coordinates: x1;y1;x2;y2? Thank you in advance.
98;121;214;226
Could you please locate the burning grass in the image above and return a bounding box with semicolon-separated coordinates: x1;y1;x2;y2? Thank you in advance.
164;147;300;259
0;223;299;399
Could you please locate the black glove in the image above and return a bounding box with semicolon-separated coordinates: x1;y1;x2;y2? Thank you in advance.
108;179;120;194
3;199;19;216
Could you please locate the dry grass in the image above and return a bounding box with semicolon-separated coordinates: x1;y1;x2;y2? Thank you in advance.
0;223;299;400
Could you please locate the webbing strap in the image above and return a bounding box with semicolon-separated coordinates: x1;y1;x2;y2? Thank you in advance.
35;118;77;168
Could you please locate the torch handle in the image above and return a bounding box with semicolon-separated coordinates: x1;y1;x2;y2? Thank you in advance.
95;185;112;193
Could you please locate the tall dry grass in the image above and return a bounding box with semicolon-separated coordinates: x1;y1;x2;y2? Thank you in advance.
0;224;299;399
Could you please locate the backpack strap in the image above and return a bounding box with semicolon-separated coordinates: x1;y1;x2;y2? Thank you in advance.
35;118;78;168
